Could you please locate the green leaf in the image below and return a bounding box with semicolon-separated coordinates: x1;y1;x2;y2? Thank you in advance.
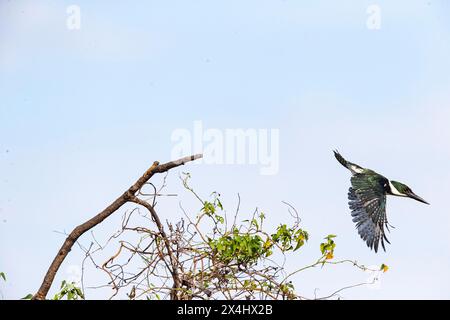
22;294;33;300
0;272;6;281
216;198;224;210
76;288;85;299
215;215;225;224
380;264;389;273
320;243;326;254
294;240;304;251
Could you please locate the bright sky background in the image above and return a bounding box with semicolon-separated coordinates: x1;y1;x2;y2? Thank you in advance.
1;0;450;300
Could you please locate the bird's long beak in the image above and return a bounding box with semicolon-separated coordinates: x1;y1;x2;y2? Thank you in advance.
407;191;430;205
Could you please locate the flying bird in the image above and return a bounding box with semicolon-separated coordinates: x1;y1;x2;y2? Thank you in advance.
334;150;429;253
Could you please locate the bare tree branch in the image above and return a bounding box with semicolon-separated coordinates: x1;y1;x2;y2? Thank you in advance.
32;154;202;300
128;195;181;299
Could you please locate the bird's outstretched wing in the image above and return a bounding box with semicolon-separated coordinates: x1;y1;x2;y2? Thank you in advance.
348;173;391;252
334;150;365;174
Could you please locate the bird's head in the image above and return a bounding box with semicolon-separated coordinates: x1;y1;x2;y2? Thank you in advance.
390;181;430;205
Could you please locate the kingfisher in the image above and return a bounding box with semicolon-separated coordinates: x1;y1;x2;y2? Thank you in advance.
334;150;429;253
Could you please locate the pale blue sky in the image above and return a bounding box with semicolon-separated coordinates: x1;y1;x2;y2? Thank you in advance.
1;0;450;299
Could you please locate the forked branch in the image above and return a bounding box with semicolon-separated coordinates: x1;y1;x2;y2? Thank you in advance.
32;154;202;300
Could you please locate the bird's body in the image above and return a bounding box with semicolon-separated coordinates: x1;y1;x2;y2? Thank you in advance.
334;150;429;253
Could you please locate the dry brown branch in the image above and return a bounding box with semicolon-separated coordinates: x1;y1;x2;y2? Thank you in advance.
128;195;181;299
32;154;202;300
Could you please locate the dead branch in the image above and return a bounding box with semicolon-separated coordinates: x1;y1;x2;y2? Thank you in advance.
128;195;181;299
32;154;202;300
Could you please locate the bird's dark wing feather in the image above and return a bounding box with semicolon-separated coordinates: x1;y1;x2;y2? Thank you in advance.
348;173;390;252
